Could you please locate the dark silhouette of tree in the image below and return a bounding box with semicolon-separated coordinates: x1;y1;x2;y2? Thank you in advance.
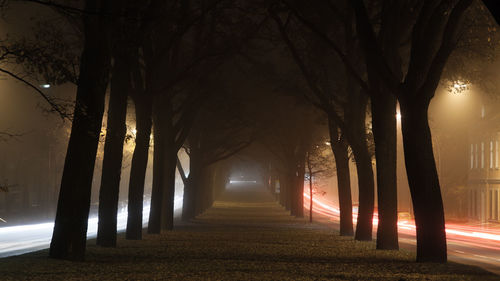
351;0;475;262
49;0;112;261
96;0;137;247
269;5;374;239
181;82;256;220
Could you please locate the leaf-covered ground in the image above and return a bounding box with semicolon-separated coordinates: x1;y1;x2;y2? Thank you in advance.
0;185;497;280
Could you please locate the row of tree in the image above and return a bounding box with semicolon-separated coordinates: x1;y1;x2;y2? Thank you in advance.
1;0;500;264
260;0;500;263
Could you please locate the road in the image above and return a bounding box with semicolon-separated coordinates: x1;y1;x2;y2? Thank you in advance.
305;192;500;275
1;191;499;275
0;196;183;258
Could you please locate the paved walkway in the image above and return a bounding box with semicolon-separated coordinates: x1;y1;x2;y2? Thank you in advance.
0;184;497;280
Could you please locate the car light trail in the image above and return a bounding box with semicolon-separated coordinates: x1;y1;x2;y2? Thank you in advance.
0;196;183;258
304;191;500;273
303;191;500;243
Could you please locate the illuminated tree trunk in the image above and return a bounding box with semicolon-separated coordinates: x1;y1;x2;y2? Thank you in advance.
96;53;129;247
49;0;111;260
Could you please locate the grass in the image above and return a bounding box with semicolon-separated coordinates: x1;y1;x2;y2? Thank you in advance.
0;193;497;280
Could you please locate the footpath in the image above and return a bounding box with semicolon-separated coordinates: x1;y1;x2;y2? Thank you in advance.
0;184;497;280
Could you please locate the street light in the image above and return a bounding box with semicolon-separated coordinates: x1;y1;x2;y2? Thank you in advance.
40;84;51;89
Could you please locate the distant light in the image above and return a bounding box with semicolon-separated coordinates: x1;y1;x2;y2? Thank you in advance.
229;180;257;184
131;128;137;135
454;82;467;89
396;113;401;120
325;141;331;146
40;84;51;89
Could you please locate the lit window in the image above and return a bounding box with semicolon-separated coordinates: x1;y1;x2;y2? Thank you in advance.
470;144;474;169
481;142;484;169
475;143;478;168
496;140;499;169
490;141;494;169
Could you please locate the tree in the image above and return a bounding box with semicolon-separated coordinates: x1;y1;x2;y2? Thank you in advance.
305;139;333;223
96;0;144;247
49;0;113;260
181;82;256;220
269;5;374;239
351;0;476;262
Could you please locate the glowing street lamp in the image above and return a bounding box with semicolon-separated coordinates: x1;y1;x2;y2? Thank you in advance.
40;84;51;89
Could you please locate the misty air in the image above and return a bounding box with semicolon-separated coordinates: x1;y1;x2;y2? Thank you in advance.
1;0;500;280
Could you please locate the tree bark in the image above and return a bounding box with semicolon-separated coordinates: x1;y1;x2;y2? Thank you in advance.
351;141;374;241
328;118;354;236
371;93;399;250
49;0;111;260
126;94;152;240
148;105;165;234
160;143;177;230
96;54;129;247
400;98;447;262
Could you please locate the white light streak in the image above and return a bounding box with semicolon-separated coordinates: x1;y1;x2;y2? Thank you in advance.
0;196;183;258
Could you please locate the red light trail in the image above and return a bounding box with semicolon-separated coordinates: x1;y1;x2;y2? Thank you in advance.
304;191;500;273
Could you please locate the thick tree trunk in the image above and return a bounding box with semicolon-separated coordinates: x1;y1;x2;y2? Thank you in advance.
182;146;201;221
400;99;447;262
351;142;375;241
49;0;111;260
96;55;129;247
329;119;353;236
160;144;177;230
148;108;165;234
371;94;399;250
126;95;152;240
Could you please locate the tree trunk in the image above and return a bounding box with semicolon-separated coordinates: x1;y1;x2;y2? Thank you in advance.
148;107;165;234
96;54;129;247
371;93;399;250
295;159;305;218
160;144;177;230
307;153;313;223
126;94;152;240
329;119;353;236
351;142;375;241
400;98;447;262
49;0;111;260
333;144;353;236
182;146;201;221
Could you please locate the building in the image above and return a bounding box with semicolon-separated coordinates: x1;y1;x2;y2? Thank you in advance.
467;102;500;223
